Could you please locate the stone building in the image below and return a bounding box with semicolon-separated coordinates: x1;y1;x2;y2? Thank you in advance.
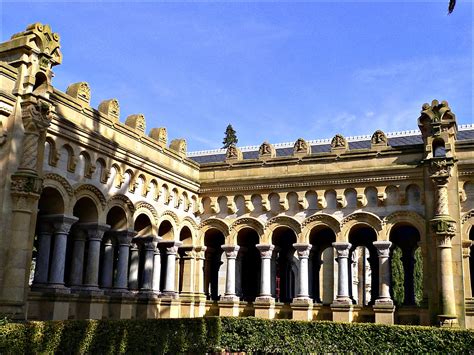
0;23;473;328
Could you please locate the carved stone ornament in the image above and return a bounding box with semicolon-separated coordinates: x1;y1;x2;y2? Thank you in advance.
430;216;456;237
0;121;7;147
256;244;274;258
125;114;146;134
333;242;352;258
226;144;242;161
429;158;453;179
20;98;53;171
98;99;120;121
169;139;187;155
331;134;347;149
259;141;275;158
371;130;388;146
66;82;91;105
11;23;62;65
10;172;43;195
293;138;309;155
418;100;456;138
149;127;168;146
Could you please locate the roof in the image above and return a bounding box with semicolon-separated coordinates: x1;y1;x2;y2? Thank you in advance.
188;124;474;164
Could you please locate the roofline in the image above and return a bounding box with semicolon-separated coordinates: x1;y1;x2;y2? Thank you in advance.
187;123;474;157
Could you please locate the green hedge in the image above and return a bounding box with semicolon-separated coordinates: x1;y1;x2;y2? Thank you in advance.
1;317;474;353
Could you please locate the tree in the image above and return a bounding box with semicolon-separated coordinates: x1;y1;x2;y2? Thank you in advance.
448;0;456;14
222;124;238;149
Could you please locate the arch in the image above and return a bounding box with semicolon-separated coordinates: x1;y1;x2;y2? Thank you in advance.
106;205;128;231
199;218;230;236
44;136;59;167
43;173;74;198
230;217;265;236
181;216;199;233
179;225;193;246
301;213;341;243
72;184;106;211
344;188;357;209
265;215;301;237
384;211;425;239
149;179;159;201
32;71;48;95
38;187;65;215
406;184;422;206
340;211;384;241
159;210;180;229
432;138;446;158
95;157;107;183
158;219;175;241
462;210;474;237
107;194;135;230
134;213;153;237
110;163;123;188
73;196;99;223
59;143;76;173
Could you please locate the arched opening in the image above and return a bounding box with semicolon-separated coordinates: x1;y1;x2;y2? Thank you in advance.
389;224;422;306
133;213;153;291
158;220;174;241
272;227;297;303
432;138;446;158
236;228;260;301
348;225;378;306
309;226;336;304
32;72;48;96
204;229;225;300
470;227;474;298
31;188;65;286
73;197;98;223
107;206;127;231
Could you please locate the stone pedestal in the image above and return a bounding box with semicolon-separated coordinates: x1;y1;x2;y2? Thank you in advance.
291;298;313;321
218;299;241;317
75;294;107;320
159;298;181;318
136;293;160;319
254;298;276;319
108;293;135;319
331;303;353;323
373;302;395;325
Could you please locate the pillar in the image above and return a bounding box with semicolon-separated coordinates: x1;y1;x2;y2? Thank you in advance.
221;245;240;301
69;228;87;288
161;241;182;298
194;246;207;296
100;236;114;289
256;244;274;300
152;238;163;294
293;243;312;301
32;219;53;286
48;216;78;288
178;246;196;297
114;231;134;292
332;242;352;304
373;241;395;325
141;237;156;292
83;224;110;291
128;242;140;291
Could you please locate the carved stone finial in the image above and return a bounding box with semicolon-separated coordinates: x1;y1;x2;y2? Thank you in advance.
293;138;310;156
11;23;62;65
418;99;457;141
225;143;242;162
98;99;120;122
125;114;146;134
331;134;348;152
149;127;167;146
259;141;276;159
371;130;388;147
169;139;187;155
66;82;91;105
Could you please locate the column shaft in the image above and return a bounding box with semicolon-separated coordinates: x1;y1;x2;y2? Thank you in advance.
333;242;352;304
373;241;393;304
33;224;53;285
222;245;240;299
100;238;114;289
256;244;274;299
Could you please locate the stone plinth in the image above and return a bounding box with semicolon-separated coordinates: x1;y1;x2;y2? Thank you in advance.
254;297;276;319
373;301;395;325
331;303;353;323
291;298;313;321
218;298;241;317
159;298;181;318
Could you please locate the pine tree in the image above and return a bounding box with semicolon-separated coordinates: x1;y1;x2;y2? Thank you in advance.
222;124;238;149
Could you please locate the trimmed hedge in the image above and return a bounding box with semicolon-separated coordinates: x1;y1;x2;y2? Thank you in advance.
1;317;474;353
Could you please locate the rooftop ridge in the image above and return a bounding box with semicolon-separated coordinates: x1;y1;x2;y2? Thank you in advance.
187;124;474;157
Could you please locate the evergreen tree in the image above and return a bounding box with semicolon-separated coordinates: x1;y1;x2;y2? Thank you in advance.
222;124;238;149
391;247;405;306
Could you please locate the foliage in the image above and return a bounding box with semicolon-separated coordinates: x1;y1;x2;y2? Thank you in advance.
222;124;238;149
391;246;405;306
1;317;474;353
414;247;424;305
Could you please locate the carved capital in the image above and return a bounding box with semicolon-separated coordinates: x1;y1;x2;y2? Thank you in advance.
430;216;456;239
256;244;274;259
373;241;392;258
332;242;352;258
293;243;312;258
222;245;240;259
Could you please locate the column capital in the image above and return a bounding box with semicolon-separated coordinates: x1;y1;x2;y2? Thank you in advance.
47;215;78;234
293;243;312;258
373;241;392;257
222;244;240;259
332;242;352;258
115;230;136;245
80;223;110;241
256;244;275;259
194;246;207;259
159;241;183;255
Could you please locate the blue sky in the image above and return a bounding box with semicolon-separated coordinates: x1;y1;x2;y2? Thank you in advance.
1;1;472;151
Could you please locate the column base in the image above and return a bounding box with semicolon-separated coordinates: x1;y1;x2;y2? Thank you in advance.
108;293;135;319
330;303;353;323
160;291;179;299
159;298;180;318
137;295;160;319
194;295;208;317
254;297;275;319
218;298;241;317
438;314;459;327
291;298;313;321
373;301;395;325
332;297;352;305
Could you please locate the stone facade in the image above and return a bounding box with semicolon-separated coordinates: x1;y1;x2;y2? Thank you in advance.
1;23;474;327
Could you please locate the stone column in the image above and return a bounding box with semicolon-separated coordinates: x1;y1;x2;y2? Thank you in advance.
152;238;163;294
48;216;78;288
256;244;274;300
373;241;393;305
194;246;207;296
429;160;458;326
114;231;134;292
293;243;312;300
69;228;87;288
160;241;182;298
178;246;196;296
100;236;114;289
221;245;240;300
32;219;53;286
332;242;352;304
128;242;140;291
83;223;110;291
141;237;156;292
